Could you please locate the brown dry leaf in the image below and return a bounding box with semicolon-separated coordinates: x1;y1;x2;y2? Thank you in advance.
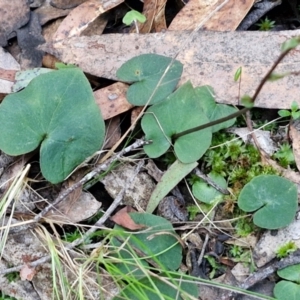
131;106;144;126
42;19;64;68
203;0;255;30
135;0;167;33
104;116;121;149
289;119;300;172
153;0;167;32
42;30;300;109
169;0;255;31
43;18;64;43
20;264;37;281
94;82;132;120
45;191;101;223
135;0;156;33
53;0;124;41
110;206;145;230
81;14;108;36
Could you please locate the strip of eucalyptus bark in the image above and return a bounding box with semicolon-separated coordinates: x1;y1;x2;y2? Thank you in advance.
173;46;296;139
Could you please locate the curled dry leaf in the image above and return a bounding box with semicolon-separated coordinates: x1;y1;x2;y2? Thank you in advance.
53;0;124;41
110;206;146;230
227;127;278;155
45;191;101;223
104;116;121;149
135;0;167;33
168;0;254;31
153;0;167;32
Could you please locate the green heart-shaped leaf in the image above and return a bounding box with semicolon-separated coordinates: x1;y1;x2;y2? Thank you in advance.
141;81;212;163
277;264;300;282
238;175;297;229
0;68;105;184
122;10;146;25
192;172;227;204
111;213;182;271
116;54;183;105
274;281;300;300
195;86;238;132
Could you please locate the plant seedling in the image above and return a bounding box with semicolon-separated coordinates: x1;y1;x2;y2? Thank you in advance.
122;10;146;33
273;143;295;168
234;217;256;237
204;255;224;279
278;100;300;120
256;17;275;31
276;241;297;259
229;245;243;258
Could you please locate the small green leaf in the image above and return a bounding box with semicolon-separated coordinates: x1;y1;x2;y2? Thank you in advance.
55;62;77;69
238;175;297;229
276;241;297;259
195;86;238;132
274;281;300;300
147;160;198;213
122;10;146;26
192;172;227;204
268;72;289;81
292;111;300;120
241;95;254;108
278;110;291;117
116;54;183;105
234;67;242;82
0;68;105;183
141;81;212;162
281;37;300;52
278;264;300;282
111;213;182;271
291;100;299;112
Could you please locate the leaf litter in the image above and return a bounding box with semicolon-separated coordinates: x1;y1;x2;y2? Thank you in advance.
1;1;300;299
